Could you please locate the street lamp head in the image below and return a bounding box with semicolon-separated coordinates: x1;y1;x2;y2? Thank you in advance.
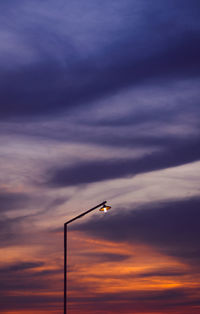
99;204;111;213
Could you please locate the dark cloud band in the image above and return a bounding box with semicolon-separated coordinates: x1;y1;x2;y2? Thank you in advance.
73;197;200;265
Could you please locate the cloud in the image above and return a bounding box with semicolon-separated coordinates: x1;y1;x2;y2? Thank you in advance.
2;33;200;120
73;197;200;265
82;252;130;263
46;135;200;187
0;262;52;293
136;268;186;278
0;261;44;272
0;216;30;247
0;2;200;120
68;287;200;314
0;2;200;313
0;191;30;212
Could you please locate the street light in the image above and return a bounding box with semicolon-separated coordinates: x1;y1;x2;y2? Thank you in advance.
64;201;111;314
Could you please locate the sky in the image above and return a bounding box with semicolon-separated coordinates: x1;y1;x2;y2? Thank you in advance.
0;0;200;313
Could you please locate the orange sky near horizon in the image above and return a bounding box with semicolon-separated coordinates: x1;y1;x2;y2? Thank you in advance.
1;228;200;314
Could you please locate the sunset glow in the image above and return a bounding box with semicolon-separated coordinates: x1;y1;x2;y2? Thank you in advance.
1;0;200;313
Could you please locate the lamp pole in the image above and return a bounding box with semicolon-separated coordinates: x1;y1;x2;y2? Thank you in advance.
64;201;109;314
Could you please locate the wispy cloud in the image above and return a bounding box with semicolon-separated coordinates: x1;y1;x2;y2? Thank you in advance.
74;197;200;266
46;136;200;187
0;0;200;313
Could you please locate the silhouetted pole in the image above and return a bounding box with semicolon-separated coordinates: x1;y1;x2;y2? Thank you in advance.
64;223;67;314
64;201;107;314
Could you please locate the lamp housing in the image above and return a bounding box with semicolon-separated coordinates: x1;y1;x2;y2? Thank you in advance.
99;205;111;213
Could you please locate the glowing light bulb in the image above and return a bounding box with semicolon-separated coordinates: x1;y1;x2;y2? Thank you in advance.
99;205;111;212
